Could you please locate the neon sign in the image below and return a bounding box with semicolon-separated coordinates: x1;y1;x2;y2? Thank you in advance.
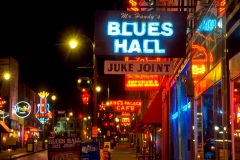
125;57;161;90
121;118;130;126
99;102;106;111
95;11;187;57
14;101;31;118
125;74;160;90
108;21;172;54
35;91;52;123
108;100;142;112
128;0;139;11
197;18;217;32
192;45;207;76
0;97;6;108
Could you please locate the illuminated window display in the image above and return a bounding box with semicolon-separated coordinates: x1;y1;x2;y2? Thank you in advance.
233;77;240;159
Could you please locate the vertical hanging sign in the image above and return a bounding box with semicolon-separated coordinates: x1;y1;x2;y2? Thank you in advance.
35;91;52;123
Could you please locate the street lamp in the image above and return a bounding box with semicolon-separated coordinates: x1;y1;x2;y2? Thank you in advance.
0;72;10;90
69;36;98;141
51;95;56;133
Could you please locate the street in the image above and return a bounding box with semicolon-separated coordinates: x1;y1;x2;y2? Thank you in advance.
11;151;47;160
0;143;138;160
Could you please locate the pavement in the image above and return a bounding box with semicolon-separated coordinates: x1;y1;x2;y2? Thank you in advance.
111;142;138;160
0;147;46;160
0;142;138;160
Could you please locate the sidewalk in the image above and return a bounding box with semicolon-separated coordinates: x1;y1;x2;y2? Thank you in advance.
111;142;138;160
0;147;46;160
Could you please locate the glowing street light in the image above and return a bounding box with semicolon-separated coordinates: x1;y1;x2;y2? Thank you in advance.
51;95;56;133
3;72;10;80
69;35;98;141
69;40;77;49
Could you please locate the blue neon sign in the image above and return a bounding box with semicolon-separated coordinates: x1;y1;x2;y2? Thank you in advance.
95;11;187;57
197;18;217;32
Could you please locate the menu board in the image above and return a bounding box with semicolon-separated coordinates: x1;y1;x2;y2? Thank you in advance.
81;141;100;160
48;137;81;160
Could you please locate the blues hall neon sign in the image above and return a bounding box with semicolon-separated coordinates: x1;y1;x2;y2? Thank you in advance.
108;22;173;54
95;11;187;57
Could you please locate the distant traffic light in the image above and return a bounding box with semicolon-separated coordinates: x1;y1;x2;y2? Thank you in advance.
78;114;83;119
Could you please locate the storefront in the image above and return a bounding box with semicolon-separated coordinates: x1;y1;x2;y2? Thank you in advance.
229;53;240;160
134;91;162;159
170;61;192;160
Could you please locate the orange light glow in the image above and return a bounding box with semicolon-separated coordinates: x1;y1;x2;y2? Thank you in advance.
0;97;6;108
124;57;162;90
192;64;206;75
198;33;214;42
122;112;130;116
237;107;240;123
99;102;106;111
219;0;226;13
128;0;139;11
192;45;207;76
125;74;160;90
121;118;130;126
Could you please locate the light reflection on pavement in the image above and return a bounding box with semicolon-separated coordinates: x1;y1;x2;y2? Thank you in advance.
14;150;47;160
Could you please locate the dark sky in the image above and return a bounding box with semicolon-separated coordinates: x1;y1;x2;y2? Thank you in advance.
1;1;127;111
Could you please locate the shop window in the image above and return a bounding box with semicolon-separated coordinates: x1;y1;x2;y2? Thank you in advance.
233;78;240;158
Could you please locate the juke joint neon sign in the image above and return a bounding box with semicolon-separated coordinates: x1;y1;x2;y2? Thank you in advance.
94;11;187;57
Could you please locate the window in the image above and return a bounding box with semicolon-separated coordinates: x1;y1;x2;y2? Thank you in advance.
57;123;60;127
70;123;74;128
76;122;80;128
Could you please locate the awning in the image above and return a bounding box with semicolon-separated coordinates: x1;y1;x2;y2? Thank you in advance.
140;91;162;124
0;121;11;133
133;125;144;134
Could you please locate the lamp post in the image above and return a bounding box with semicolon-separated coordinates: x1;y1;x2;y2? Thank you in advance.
51;95;56;133
70;36;97;141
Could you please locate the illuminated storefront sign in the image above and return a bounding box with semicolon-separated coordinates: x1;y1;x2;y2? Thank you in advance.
95;10;187;57
197;18;217;32
14;101;31;118
125;74;160;90
35;91;52;123
192;45;207;76
121;118;130;126
124;57;161;90
104;61;173;74
108;100;142;112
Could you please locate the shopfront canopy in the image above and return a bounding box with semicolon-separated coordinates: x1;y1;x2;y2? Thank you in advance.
140;91;162;124
133;125;145;134
0;121;11;133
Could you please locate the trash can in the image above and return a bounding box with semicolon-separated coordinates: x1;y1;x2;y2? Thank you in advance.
26;138;34;152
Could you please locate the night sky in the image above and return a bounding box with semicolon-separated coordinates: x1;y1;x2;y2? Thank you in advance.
0;1;127;111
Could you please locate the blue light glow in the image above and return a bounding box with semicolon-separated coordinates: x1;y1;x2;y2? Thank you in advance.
14;101;31;118
197;18;217;32
182;102;190;112
114;39;165;54
172;112;178;120
108;21;173;36
36;103;50;123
